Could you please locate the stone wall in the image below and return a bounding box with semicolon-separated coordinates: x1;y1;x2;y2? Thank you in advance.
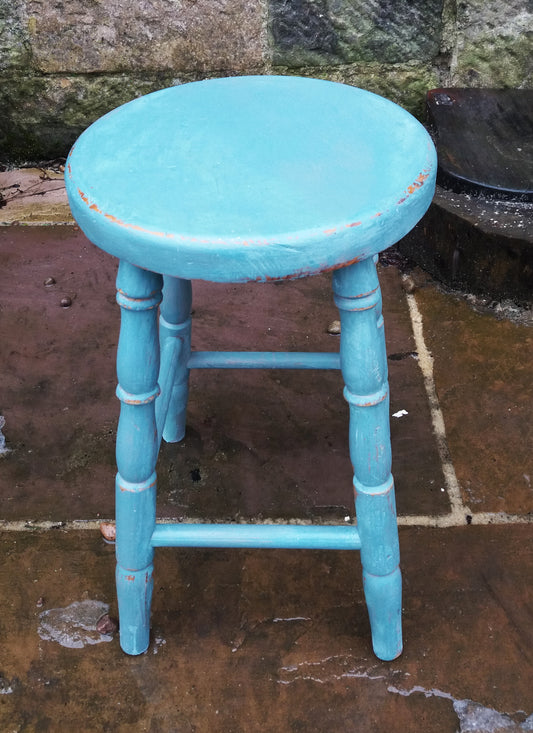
1;0;531;162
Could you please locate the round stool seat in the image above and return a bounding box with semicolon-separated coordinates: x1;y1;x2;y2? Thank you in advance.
66;75;436;282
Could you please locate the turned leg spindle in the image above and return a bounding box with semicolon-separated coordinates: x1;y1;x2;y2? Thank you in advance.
333;258;402;661
115;260;163;655
159;276;192;444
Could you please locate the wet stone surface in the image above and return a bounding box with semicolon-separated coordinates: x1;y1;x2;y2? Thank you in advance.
399;87;533;305
0;223;532;730
399;186;533;305
415;285;533;514
0;225;448;523
0;526;532;731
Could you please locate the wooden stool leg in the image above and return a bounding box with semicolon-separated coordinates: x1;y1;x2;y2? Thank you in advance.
160;276;192;443
115;261;163;655
333;258;402;661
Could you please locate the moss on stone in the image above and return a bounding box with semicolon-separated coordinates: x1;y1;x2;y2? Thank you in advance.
0;73;185;163
454;32;533;87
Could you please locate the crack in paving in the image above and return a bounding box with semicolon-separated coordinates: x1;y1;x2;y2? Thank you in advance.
389;684;533;732
277;654;398;686
278;656;533;732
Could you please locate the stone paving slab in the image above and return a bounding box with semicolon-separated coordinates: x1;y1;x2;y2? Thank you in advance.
415;284;533;515
0;225;448;522
0;525;531;731
0;168;72;225
1;203;532;732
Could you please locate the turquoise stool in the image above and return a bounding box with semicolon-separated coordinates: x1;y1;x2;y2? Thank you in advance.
65;75;436;660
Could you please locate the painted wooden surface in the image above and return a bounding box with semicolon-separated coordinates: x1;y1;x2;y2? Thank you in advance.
66;75;436;282
65;75;436;660
188;351;341;369
114;261;162;656
333;258;402;660
151;523;361;550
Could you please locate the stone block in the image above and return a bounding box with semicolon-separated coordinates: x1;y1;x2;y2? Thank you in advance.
0;73;192;162
452;0;533;86
24;0;265;74
0;0;32;70
269;0;445;66
0;61;437;162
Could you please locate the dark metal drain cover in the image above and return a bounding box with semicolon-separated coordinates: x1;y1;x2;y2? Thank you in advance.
427;88;533;202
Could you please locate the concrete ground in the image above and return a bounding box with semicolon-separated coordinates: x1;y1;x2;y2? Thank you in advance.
0;170;532;732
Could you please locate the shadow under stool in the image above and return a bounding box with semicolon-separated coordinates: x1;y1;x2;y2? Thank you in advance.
65;75;436;660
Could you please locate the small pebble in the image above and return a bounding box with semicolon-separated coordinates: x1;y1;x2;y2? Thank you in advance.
43;277;56;287
96;614;118;635
327;320;341;335
36;596;45;608
100;522;116;543
60;296;72;308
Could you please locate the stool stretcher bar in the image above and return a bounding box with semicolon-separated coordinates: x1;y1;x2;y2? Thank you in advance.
156;344;340;446
188;351;341;370
151;522;361;550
